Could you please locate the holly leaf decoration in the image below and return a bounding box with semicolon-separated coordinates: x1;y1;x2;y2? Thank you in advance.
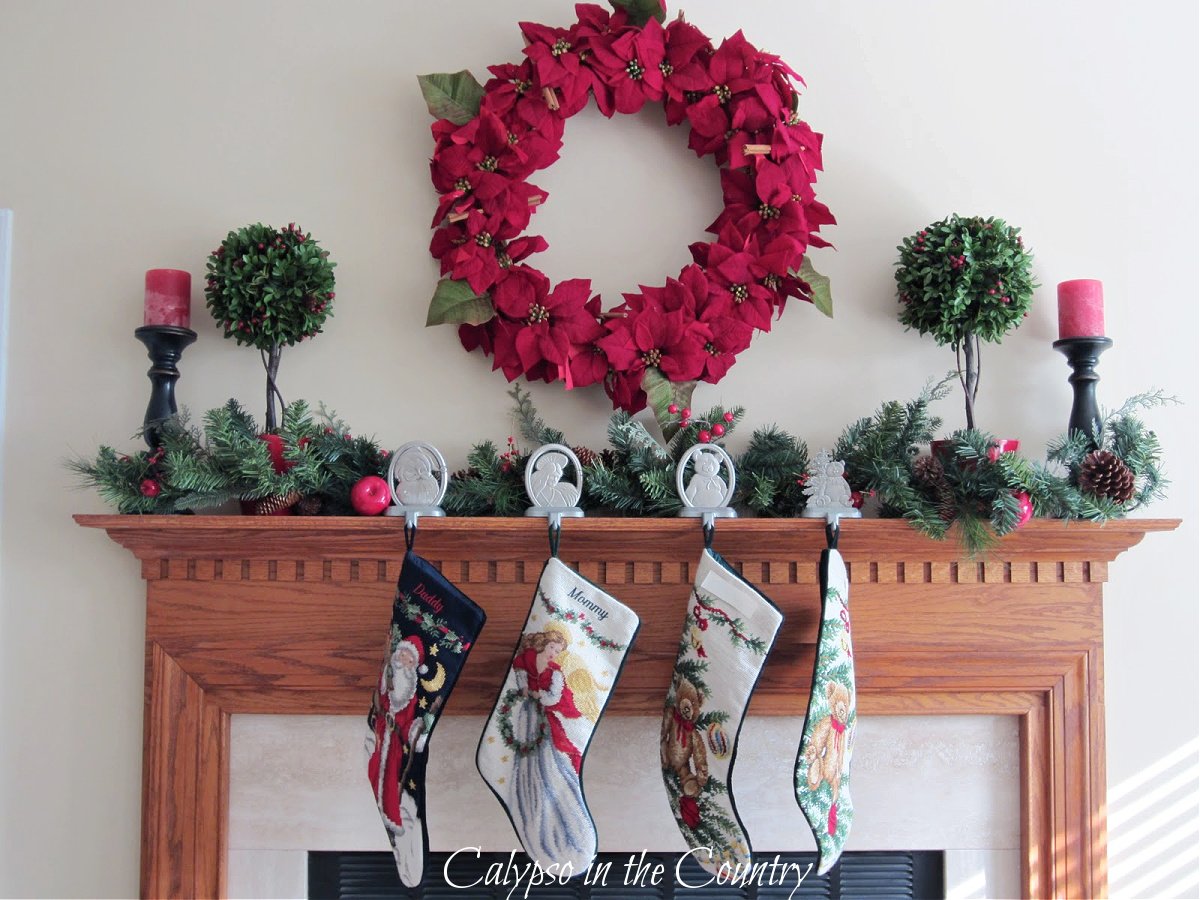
796;256;834;318
642;368;695;442
608;0;666;26
417;71;485;125
426;277;495;327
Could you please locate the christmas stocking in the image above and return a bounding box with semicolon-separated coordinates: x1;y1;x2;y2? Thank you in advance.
366;551;486;887
794;544;856;875
661;549;783;875
477;557;640;875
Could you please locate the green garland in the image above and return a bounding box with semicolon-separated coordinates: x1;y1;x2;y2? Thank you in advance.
395;604;471;655
70;399;387;515
537;590;626;652
71;380;1176;556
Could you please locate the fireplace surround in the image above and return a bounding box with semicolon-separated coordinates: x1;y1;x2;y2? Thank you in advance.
76;514;1177;898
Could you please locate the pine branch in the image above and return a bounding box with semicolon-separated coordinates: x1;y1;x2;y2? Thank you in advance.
508;384;565;446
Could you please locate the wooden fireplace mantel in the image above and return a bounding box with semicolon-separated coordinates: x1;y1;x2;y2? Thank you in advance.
76;514;1178;899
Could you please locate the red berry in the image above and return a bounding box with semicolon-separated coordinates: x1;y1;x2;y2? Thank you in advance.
698;430;711;443
723;411;734;423
712;424;726;437
667;403;679;414
140;478;161;498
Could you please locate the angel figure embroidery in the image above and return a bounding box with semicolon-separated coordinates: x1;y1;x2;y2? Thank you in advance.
528;452;580;507
508;622;604;864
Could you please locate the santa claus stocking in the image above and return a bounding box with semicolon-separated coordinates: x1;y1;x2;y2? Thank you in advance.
794;543;856;875
661;549;783;875
476;557;640;875
366;551;486;887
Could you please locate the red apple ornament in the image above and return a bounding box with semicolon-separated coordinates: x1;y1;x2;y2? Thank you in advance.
351;475;391;516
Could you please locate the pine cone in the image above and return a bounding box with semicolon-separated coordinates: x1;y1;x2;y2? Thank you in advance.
600;449;619;469
911;455;957;522
1078;450;1135;503
252;491;302;515
293;495;323;516
572;445;601;468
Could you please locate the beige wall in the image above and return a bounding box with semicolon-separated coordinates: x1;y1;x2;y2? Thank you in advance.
1;1;1196;896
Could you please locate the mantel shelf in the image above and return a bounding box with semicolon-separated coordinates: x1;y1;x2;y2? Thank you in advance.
77;513;1178;899
76;514;1177;566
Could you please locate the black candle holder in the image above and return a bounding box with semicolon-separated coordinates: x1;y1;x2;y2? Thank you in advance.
1053;336;1113;445
135;325;197;448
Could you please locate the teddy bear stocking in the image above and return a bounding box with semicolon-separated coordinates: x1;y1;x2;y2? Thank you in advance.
366;550;486;887
795;460;859;875
660;547;783;875
476;556;640;876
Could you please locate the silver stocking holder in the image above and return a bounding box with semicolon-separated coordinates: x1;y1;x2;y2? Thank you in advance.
384;441;449;532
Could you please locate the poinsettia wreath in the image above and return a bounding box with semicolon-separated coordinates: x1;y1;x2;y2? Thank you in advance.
420;0;834;433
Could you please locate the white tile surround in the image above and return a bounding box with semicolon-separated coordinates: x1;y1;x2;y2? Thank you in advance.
230;714;1020;898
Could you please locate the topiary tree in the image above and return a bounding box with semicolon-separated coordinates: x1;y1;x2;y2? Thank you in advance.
205;223;337;431
895;214;1036;429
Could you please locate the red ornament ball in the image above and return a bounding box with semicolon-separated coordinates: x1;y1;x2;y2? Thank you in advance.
1013;491;1034;527
667;403;679;414
711;424;726;437
722;411;734;423
140;478;161;498
351;476;391;516
697;430;712;443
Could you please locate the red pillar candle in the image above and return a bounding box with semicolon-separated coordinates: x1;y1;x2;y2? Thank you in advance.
144;269;192;328
1057;279;1105;339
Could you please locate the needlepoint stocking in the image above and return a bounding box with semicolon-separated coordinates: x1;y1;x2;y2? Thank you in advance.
477;557;639;875
661;548;783;875
794;546;856;875
366;551;486;887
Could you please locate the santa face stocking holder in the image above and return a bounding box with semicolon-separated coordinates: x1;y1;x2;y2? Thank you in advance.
477;445;641;875
662;445;784;875
366;443;487;888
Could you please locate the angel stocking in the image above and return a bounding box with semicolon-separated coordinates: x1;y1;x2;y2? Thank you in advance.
476;558;639;875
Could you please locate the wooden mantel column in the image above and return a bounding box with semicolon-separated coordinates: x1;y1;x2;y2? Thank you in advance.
77;515;1178;899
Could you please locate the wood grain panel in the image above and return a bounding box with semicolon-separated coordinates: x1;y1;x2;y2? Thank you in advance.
78;515;1178;899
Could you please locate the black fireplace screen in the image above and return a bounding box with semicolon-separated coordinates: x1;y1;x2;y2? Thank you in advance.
308;850;944;899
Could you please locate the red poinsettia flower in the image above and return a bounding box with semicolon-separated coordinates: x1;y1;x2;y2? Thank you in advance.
520;16;612;117
636;264;709;316
587;16;666;114
566;295;611;389
431;208;539;294
684;31;759;154
493;274;601;378
662;18;715;125
708;166;807;241
603;367;647;413
695;305;753;383
702;241;777;332
599;305;706;382
679;795;701;829
431;109;536;201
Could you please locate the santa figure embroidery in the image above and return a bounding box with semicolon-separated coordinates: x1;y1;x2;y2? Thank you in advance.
367;634;431;842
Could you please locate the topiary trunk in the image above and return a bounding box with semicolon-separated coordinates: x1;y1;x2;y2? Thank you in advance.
264;345;283;432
